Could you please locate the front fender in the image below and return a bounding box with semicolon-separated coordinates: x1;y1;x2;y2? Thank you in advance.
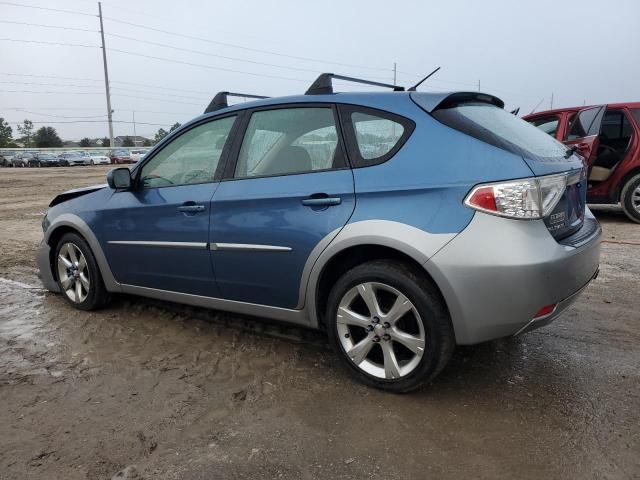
45;213;121;292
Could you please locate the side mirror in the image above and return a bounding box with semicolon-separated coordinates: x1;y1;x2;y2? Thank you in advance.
107;167;132;190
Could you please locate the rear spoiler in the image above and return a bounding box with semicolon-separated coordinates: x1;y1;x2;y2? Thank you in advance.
410;91;505;112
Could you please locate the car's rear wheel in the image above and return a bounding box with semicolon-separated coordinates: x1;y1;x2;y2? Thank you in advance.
621;173;640;224
55;233;110;310
326;260;455;392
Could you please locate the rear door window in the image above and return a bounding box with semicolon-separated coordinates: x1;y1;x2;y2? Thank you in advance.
234;107;345;178
340;106;415;167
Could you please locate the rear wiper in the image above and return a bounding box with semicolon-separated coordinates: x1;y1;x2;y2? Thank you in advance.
564;145;578;158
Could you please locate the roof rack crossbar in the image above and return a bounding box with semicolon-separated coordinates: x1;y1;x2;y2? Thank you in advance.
305;73;404;95
204;91;269;113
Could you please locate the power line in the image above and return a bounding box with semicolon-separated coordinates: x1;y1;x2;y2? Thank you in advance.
105;32;391;80
2;108;107;119
0;72;209;95
110;92;203;106
0;1;95;17
108;48;311;84
0;38;98;48
0;72;103;83
0;20;98;33
103;16;393;74
110;86;207;101
1;89;104;94
3;119;170;126
2;106;194;115
0;1;95;19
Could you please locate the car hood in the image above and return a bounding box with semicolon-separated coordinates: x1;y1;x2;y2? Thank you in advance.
49;184;108;207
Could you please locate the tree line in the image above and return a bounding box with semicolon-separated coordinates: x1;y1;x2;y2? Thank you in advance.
0;117;182;149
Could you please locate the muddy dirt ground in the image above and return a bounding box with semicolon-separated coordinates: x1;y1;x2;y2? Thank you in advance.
0;166;638;480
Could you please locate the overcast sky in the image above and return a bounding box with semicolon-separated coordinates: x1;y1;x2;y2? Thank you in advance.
1;0;638;140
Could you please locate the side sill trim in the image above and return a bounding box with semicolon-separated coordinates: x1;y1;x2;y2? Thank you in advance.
120;284;310;327
108;241;207;249
210;243;292;252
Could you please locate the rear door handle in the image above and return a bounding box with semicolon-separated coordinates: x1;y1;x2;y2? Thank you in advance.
301;197;341;207
178;204;205;213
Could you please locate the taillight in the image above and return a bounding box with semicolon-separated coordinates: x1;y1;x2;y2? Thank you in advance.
464;173;567;220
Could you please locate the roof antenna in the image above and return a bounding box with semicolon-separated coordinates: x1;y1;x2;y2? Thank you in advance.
407;66;441;92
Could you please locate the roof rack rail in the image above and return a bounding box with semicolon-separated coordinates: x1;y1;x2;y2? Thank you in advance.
204;91;269;114
305;73;404;95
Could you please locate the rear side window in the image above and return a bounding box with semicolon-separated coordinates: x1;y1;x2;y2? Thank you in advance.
234;107;344;178
340;106;415;167
528;115;560;137
431;102;568;160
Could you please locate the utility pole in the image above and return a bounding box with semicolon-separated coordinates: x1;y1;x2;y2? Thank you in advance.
478;80;481;92
132;111;137;145
393;62;397;85
550;92;554;110
98;2;114;149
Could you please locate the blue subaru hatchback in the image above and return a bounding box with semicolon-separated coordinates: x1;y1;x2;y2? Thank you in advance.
37;74;601;391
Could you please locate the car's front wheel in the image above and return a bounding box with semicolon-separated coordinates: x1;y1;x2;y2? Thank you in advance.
326;260;455;392
621;173;640;224
55;233;110;310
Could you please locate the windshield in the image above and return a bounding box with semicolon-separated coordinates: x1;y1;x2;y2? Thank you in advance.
432;102;569;160
113;150;129;155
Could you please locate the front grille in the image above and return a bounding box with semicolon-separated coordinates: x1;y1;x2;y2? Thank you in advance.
558;217;600;247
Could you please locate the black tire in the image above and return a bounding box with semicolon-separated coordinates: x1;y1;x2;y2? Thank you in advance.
55;232;111;311
620;174;640;224
326;260;455;393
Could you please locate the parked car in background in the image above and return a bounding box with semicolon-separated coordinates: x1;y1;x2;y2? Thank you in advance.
0;151;14;167
11;152;35;167
524;102;640;223
110;149;134;164
81;151;110;165
58;151;86;167
29;153;59;167
37;79;601;392
129;149;149;163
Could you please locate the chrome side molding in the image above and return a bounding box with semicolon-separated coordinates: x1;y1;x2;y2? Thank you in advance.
210;243;292;252
108;241;207;249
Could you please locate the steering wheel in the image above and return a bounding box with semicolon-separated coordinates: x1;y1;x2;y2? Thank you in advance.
181;169;211;184
142;174;174;187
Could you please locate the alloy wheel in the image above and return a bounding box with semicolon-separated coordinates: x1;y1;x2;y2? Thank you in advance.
56;242;90;303
633;185;640;214
337;282;426;380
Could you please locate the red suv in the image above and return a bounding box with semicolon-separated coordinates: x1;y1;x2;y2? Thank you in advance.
524;103;640;222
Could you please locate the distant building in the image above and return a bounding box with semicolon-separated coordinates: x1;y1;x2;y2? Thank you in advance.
113;135;150;147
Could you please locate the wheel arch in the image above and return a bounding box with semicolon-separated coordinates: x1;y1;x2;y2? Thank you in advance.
302;220;457;331
45;214;121;292
617;166;640;201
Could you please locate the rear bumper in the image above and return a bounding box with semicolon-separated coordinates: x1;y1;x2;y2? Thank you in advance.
426;208;601;345
36;239;60;292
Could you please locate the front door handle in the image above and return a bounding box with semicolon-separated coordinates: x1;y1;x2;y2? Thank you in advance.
178;204;205;213
301;197;341;207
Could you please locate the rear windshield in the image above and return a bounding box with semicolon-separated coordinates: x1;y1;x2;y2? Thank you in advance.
431;102;569;160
